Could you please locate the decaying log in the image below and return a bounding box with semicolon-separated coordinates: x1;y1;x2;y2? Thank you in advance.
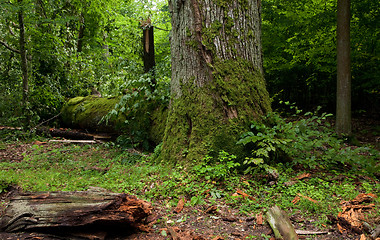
266;205;299;240
0;190;152;236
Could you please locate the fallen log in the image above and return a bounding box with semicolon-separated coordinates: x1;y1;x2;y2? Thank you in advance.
0;189;152;238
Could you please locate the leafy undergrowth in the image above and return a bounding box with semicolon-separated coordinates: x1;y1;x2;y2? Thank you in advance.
0;138;379;239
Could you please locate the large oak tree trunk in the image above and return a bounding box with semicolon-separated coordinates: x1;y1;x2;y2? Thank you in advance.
161;0;271;164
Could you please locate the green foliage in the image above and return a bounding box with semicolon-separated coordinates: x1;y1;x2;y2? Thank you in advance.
262;0;379;112
238;105;379;175
192;151;240;181
104;71;170;149
0;0;171;127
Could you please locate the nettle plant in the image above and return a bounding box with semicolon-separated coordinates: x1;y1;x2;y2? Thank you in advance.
237;105;379;175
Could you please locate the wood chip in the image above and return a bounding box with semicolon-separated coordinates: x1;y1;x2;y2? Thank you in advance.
295;230;328;235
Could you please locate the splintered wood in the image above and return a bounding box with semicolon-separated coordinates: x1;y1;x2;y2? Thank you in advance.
337;193;377;234
0;190;152;236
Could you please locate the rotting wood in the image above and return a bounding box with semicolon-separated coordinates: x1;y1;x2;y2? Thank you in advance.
49;139;98;144
0;189;152;237
371;224;380;239
295;230;328;235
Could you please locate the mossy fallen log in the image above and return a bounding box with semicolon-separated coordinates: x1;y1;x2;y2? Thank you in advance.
61;96;122;133
0;189;152;236
60;95;168;145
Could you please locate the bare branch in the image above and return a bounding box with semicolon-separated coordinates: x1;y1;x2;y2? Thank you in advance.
0;39;20;54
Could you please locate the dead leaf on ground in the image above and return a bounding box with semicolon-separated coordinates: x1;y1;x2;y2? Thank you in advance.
204;205;217;214
292;172;311;180
33;140;47;145
256;212;263;225
233;189;256;201
174;198;185;213
211;237;224;240
292;196;301;204
297;193;318;203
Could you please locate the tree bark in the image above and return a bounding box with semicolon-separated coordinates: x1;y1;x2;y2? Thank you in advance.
336;0;351;136
18;0;30;127
0;190;152;235
161;0;271;164
142;19;156;89
77;13;85;53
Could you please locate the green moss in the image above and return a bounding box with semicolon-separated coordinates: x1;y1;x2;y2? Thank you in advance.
159;0;271;165
186;39;199;50
212;58;271;115
61;96;122;132
149;105;169;145
67;96;85;105
160;62;271;165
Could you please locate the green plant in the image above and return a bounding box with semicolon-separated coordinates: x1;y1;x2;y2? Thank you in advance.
237;107;379;175
192;151;240;181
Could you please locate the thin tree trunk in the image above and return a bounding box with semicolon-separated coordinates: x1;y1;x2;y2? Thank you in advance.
77;13;85;53
336;0;351;136
18;0;30;127
161;0;271;164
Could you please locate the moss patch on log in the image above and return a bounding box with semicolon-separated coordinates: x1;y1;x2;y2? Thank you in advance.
60;95;168;145
61;96;122;132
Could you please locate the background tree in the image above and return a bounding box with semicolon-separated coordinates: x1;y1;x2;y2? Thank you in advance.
160;0;272;164
261;0;379;115
336;0;351;136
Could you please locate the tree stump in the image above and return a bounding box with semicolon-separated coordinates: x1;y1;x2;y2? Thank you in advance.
0;189;152;237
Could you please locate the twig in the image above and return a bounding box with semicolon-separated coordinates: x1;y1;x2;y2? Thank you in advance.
30;112;61;132
0;39;20;54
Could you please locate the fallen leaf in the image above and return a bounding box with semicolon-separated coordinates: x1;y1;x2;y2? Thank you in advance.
212;237;224;240
205;205;217;214
292;196;301;204
222;216;237;222
293;172;311;180
297;193;318;203
256;212;263;225
174;198;185;213
360;234;366;240
235;189;256;201
33;141;47;145
337;223;346;234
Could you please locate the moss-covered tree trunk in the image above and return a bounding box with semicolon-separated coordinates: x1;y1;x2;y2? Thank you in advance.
161;0;271;164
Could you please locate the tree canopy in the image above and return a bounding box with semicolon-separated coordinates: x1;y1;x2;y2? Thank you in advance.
0;0;378;139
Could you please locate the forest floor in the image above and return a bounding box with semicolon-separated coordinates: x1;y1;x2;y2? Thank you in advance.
0;116;379;240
